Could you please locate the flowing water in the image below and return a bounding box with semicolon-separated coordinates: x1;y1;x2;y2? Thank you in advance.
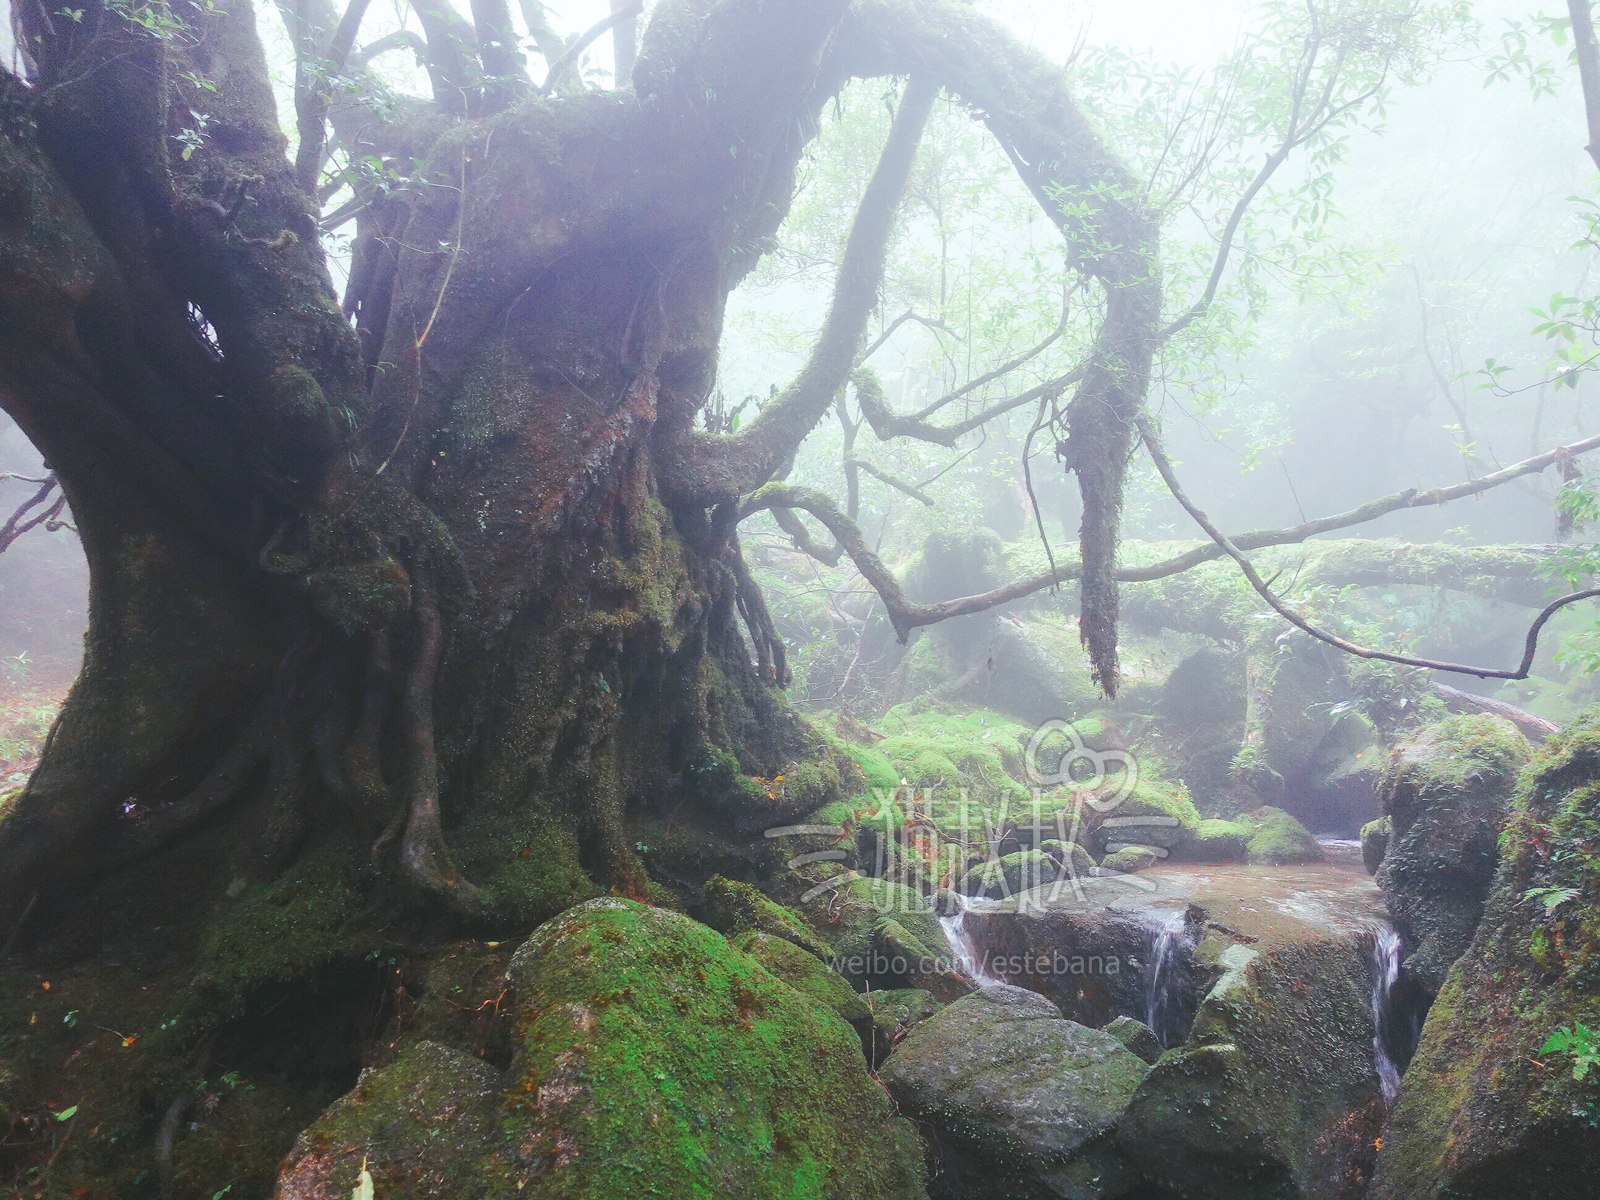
1144;910;1193;1047
1368;925;1405;1104
938;896;1003;988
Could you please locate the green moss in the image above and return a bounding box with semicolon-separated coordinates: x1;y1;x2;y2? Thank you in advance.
1371;707;1600;1195
190;842;362;1014
818;728;898;795
697;875;832;960
1241;807;1323;866
451;798;602;928
1173;818;1251;864
1360;816;1391;875
502;898;927;1199
1099;845;1160;874
279;1040;502;1198
730;931;869;1027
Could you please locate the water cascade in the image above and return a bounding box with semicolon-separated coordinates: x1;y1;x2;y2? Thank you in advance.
1144;910;1194;1047
1369;926;1404;1104
939;896;1003;988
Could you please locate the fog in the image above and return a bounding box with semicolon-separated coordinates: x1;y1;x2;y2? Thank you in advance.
2;0;1597;719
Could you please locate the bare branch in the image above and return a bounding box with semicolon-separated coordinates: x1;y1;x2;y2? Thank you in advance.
911;306;1070;422
853;364;1082;447
0;474;65;556
740;429;1600;639
846;459;935;506
294;0;375;193
1139;414;1600;681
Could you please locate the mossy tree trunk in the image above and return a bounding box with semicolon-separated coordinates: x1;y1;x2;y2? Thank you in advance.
0;0;1157;944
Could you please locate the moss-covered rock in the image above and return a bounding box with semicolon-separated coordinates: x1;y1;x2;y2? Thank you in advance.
1101;1015;1163;1065
1170;817;1251;864
503;898;926;1199
277;1041;502;1199
1041;837;1098;879
1081;780;1204;857
1098;845;1160;875
1371;710;1600;1200
730;930;873;1056
1374;715;1530;994
697;874;832;961
881;985;1148;1199
958;848;1067;898
1241;806;1324;866
1360;815;1390;875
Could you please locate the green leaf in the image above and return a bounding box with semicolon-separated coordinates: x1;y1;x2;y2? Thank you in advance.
55;1105;78;1122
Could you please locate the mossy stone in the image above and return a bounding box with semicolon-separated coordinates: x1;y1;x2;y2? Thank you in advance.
1361;815;1391;875
698;874;831;960
503;898;927;1199
1099;845;1160;875
1242;806;1323;866
277;1041;502;1199
1371;709;1600;1198
1171;818;1250;864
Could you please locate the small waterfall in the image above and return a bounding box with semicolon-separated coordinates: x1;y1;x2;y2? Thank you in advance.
939;897;1003;988
1369;926;1404;1104
1144;910;1192;1047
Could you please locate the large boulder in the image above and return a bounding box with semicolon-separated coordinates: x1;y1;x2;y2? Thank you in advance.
962;863;1391;1199
1242;806;1324;865
1371;713;1600;1200
880;984;1149;1199
730;929;875;1058
276;898;927;1200
1374;715;1530;993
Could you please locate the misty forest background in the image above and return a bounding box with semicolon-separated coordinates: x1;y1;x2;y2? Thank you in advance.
5;0;1597;786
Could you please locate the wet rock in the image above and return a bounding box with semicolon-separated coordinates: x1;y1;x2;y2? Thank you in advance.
1101;1015;1163;1064
1116;893;1388;1199
1360;816;1389;875
279;899;928;1200
964;864;1392;1199
276;1041;501;1200
1372;712;1600;1200
1243;806;1324;865
880;984;1148;1200
1099;846;1160;875
1374;715;1529;993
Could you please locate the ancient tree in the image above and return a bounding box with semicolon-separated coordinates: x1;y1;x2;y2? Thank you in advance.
0;0;1586;939
0;0;1173;932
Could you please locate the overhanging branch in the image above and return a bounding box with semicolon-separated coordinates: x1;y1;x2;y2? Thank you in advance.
740;430;1600;641
1139;414;1600;680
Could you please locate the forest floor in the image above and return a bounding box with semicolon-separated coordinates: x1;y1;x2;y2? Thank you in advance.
0;665;69;793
